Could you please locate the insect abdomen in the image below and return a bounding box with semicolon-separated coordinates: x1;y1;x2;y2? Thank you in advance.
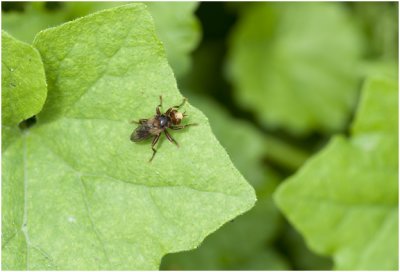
131;126;152;142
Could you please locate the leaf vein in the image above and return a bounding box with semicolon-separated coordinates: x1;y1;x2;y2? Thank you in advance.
63;18;138;116
78;174;111;267
1;232;17;249
148;189;186;235
36;135;239;197
22;133;30;270
30;244;58;269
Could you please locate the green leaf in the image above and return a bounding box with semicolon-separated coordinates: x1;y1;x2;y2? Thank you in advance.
2;4;255;270
146;2;201;78
61;2;127;18
66;1;201;78
274;75;398;269
227;2;364;135
352;2;398;60
1;31;47;126
1;30;47;150
161;95;287;269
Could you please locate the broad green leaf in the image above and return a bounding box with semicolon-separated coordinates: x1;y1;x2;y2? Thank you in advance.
274;75;398;269
227;2;364;135
1;31;47;149
2;4;255;270
63;1;202;78
146;2;201;78
161;94;286;269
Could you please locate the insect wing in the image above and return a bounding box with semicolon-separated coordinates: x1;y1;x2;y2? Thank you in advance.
131;124;152;142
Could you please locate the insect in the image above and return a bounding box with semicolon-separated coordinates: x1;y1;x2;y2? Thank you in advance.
130;96;197;162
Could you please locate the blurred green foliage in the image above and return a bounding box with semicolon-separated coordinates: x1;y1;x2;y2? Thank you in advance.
275;75;398;269
2;2;201;79
227;3;364;136
2;1;397;270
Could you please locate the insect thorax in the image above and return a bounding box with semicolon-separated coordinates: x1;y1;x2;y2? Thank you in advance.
159;115;169;128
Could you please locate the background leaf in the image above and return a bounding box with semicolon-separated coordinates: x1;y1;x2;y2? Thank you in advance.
2;4;255;270
351;2;398;61
146;2;201;78
1;3;66;44
1;2;201;79
274;75;398;269
279;225;333;270
227;2;364;135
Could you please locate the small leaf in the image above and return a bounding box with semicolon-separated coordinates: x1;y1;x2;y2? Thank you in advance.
274;75;398;269
1;31;47;127
2;4;255;270
227;2;364;135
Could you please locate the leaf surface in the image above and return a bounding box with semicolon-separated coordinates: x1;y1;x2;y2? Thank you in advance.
2;4;255;270
227;2;364;135
2;31;47;269
161;95;286;269
274;75;398;269
1;31;47;127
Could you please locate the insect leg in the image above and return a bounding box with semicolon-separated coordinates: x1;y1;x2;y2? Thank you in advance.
164;130;179;147
130;119;148;124
156;96;163;115
149;134;161;162
170;123;198;130
173;97;187;109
